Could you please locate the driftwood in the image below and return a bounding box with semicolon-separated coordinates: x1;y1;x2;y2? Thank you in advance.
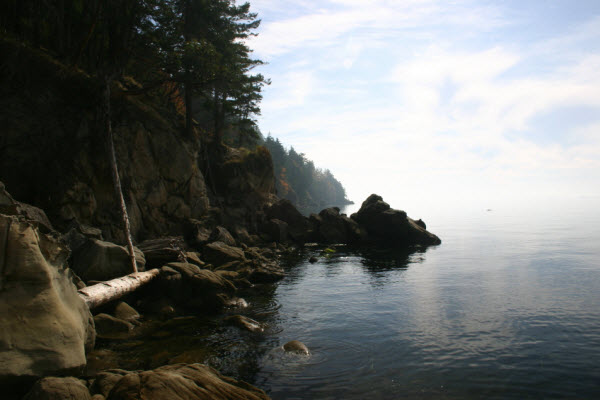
78;269;160;310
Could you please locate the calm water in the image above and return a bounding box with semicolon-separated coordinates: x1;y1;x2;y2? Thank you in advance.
249;199;600;399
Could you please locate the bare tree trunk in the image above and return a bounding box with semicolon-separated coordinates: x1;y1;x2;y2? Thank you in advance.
78;269;160;309
103;75;137;274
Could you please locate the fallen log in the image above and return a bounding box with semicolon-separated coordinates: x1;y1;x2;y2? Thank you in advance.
78;269;161;310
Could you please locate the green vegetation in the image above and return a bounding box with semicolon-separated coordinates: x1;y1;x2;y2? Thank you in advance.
0;0;350;212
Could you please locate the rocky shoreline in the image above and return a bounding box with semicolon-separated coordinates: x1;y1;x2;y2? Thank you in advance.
1;181;439;399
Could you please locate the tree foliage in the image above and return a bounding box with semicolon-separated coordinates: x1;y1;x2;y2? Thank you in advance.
0;0;268;140
264;135;352;211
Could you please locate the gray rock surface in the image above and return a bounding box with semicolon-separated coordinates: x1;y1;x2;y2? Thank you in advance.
0;214;95;383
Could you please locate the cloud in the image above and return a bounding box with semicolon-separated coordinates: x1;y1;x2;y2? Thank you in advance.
251;1;600;207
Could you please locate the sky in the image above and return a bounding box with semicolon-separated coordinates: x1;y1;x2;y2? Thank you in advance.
247;0;600;214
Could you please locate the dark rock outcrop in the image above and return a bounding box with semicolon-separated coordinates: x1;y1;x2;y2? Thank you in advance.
0;214;95;383
351;194;441;246
264;199;310;242
137;237;186;269
314;207;367;244
203;241;247;267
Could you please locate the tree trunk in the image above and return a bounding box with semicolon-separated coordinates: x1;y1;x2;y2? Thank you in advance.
185;77;194;137
103;75;137;274
78;269;160;309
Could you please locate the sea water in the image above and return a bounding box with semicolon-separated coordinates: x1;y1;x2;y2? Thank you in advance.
251;197;600;399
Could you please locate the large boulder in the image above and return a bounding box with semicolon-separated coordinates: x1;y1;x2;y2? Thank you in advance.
99;363;270;400
265;199;310;242
314;207;367;244
71;238;145;282
351;194;441;246
0;214;95;384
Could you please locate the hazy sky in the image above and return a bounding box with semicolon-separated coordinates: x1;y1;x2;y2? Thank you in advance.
248;0;600;213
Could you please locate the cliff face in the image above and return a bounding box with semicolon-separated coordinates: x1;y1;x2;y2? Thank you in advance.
0;39;275;242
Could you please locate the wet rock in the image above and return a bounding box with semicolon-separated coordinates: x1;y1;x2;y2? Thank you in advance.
309;256;318;263
351;194;441;246
0;214;95;383
247;262;285;283
104;363;270;400
283;340;310;355
203;241;247;267
137;237;185;269
23;377;91;400
113;302;140;322
94;314;134;337
225;315;263;332
71;238;145;282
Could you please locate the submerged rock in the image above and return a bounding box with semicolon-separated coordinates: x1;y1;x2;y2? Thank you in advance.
225;315;264;333
283;340;310;355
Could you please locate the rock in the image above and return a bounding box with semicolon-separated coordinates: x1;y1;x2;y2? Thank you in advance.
224;315;264;332
184;251;204;267
90;370;130;398
209;226;236;247
309;256;318;263
71;238;145;282
264;218;289;243
23;377;91;400
0;181;54;233
104;363;269;400
247;262;285;283
415;219;426;229
137;237;185;269
183;219;212;249
283;340;310;355
265;199;310;242
113;302;140;322
62;221;104;256
0;214;95;383
84;349;120;377
94;314;134;337
315;207;367;244
203;241;246;267
351;194;441;246
158;262;237;312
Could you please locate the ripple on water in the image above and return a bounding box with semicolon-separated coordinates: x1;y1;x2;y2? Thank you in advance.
258;337;377;397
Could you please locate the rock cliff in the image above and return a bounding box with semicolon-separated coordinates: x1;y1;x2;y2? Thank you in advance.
0;39;276;245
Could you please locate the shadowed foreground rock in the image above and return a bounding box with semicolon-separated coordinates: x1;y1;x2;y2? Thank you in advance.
0;214;95;383
103;364;270;400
